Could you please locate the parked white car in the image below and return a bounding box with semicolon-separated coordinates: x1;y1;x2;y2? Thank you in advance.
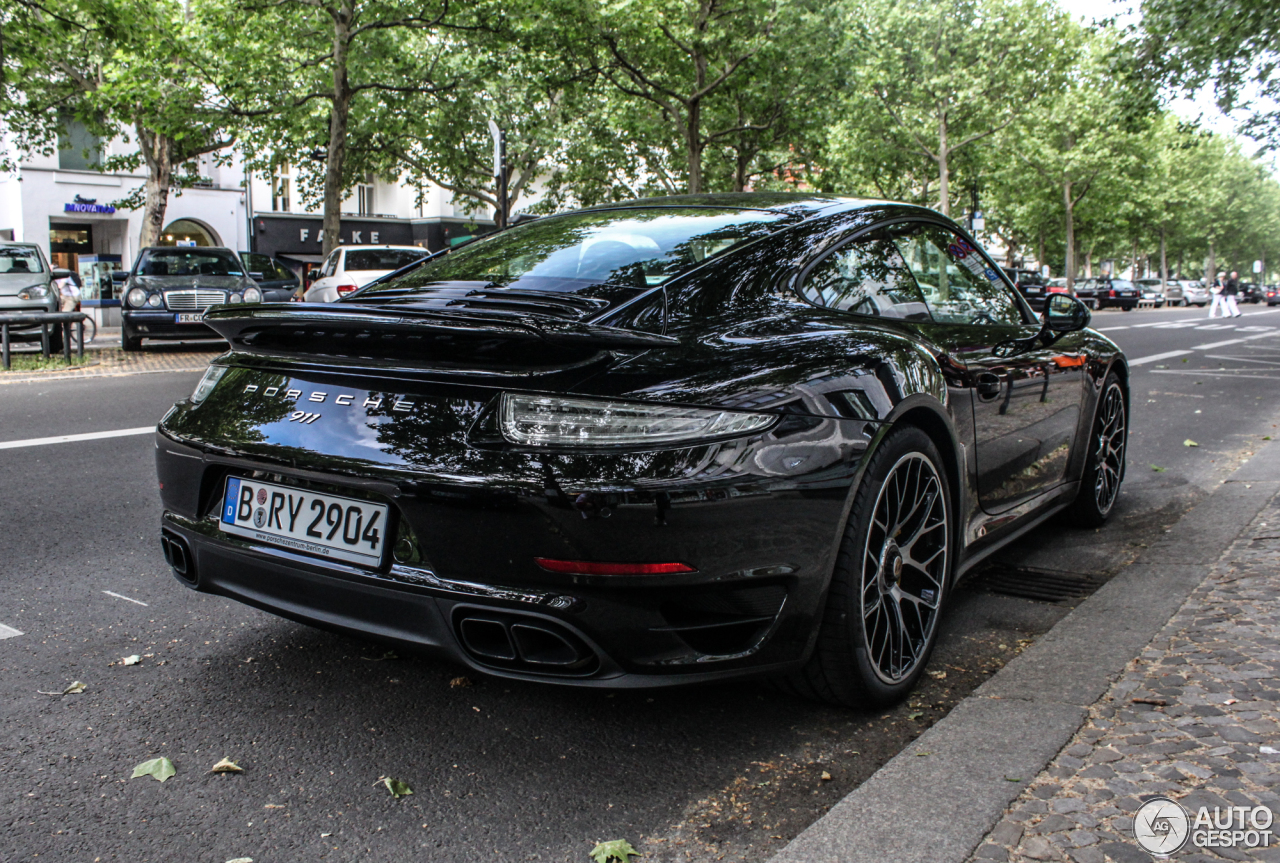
303;245;430;303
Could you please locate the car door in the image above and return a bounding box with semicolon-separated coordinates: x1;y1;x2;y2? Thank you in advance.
890;222;1084;513
305;249;341;302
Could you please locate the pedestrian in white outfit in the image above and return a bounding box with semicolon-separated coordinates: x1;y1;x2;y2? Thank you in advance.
1222;271;1243;317
1208;274;1228;318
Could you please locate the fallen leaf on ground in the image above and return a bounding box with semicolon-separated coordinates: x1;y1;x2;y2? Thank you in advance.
1184;439;1199;447
926;670;947;679
1131;697;1168;707
1005;776;1022;782
131;757;176;782
1151;465;1166;472
820;771;832;780
1265;436;1273;441
378;776;413;799
907;711;924;720
210;758;243;774
590;839;641;863
121;655;141;666
449;676;472;688
264;803;285;809
38;681;87;696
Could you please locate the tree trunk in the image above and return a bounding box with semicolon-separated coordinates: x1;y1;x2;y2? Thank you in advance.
1038;228;1045;277
1063;181;1075;290
937;112;949;217
1160;226;1167;288
322;2;353;257
137;126;173;249
1207;241;1216;286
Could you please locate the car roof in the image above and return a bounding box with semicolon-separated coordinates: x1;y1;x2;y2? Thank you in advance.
140;246;236;252
339;245;426;252
575;191;881;218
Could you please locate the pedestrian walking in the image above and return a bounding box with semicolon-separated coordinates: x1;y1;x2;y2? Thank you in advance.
1208;273;1228;318
56;270;81;313
1223;271;1243;317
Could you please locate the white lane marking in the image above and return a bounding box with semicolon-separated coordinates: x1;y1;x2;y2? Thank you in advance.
1205;355;1280;366
1237;326;1275;332
1096;326;1130;331
1191;338;1246;350
0;427;154;451
102;590;149;607
1156;321;1207;328
1151;370;1280;380
0;623;23;639
1244;330;1280;340
1130;350;1193;366
1196;324;1237;330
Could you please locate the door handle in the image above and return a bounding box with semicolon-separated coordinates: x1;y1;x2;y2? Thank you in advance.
976;372;1003;399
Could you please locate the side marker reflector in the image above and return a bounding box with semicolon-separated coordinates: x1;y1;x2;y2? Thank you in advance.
534;558;696;576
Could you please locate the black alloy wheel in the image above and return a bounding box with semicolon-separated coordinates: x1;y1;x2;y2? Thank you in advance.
782;426;951;707
1066;373;1127;527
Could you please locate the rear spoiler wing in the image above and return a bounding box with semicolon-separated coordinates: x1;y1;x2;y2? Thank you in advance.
202;303;678;352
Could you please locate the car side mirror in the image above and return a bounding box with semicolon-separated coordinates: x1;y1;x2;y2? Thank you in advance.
111;271;129;283
52;268;73;280
1043;293;1091;333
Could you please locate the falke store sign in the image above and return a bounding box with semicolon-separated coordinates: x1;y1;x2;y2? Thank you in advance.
254;216;411;248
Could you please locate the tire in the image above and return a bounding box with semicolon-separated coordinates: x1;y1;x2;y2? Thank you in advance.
1121;305;1133;312
783;426;952;708
1065;373;1127;528
121;326;143;352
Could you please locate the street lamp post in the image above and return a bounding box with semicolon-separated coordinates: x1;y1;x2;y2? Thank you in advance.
487;120;509;231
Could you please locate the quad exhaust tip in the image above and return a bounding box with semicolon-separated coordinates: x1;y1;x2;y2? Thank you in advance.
454;610;598;675
160;531;197;586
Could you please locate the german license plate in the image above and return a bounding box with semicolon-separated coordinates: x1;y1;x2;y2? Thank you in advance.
218;477;388;567
175;313;204;323
1024;287;1040;294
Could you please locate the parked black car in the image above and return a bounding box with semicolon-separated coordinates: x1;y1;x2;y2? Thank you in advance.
120;247;263;351
1001;267;1049;310
1266;285;1279;306
1073;276;1139;311
241;252;302;301
1240;283;1265;304
155;194;1128;707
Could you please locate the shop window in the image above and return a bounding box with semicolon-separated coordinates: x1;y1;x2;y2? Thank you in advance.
58;118;102;171
159;219;218;247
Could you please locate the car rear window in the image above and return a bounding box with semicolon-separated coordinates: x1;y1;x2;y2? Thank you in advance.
0;247;45;274
365;208;788;296
345;249;427;272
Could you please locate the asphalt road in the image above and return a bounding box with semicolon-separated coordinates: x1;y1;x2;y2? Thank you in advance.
1;303;1278;863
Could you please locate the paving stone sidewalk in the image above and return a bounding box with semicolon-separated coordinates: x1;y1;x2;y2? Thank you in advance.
0;342;219;384
969;492;1280;863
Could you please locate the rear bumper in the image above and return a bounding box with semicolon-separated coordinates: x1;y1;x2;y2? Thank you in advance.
160;512;808;688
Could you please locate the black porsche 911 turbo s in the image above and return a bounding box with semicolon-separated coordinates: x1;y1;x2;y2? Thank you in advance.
154;193;1129;707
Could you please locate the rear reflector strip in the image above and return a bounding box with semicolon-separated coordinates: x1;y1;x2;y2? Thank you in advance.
534;558;696;576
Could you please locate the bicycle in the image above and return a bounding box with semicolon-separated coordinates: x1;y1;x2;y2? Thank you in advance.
67;301;97;351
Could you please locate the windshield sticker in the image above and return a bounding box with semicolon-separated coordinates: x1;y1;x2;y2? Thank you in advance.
947;236;1001;283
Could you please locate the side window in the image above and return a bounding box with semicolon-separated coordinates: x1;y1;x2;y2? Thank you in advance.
892;224;1023;326
321;250;339;278
797;234;930;321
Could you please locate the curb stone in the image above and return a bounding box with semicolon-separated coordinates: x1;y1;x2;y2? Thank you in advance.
768;439;1280;863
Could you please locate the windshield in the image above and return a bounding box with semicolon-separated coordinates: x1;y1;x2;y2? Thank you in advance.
136;248;244;277
0;246;45;275
1111;279;1134;289
345;249;428;272
364;207;787;297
